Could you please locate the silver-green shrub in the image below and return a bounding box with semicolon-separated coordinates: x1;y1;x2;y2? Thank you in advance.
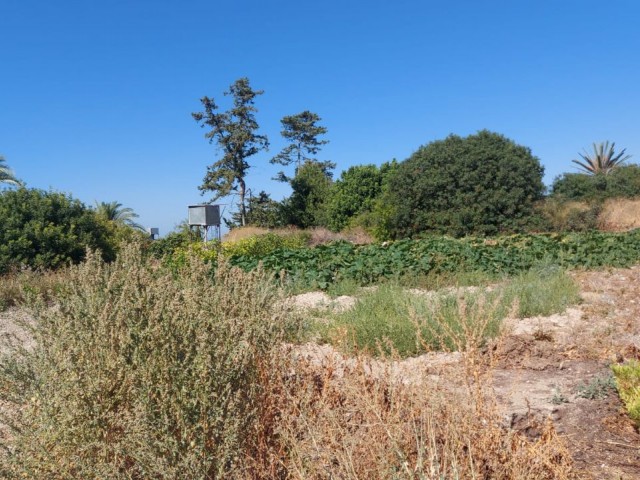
0;243;297;479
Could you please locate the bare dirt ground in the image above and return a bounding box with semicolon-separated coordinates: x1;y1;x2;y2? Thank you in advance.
291;267;640;479
2;267;639;478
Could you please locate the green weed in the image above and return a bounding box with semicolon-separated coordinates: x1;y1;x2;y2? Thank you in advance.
611;361;640;426
503;266;581;318
576;374;617;400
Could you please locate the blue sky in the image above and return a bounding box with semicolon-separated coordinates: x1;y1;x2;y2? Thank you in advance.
1;0;639;235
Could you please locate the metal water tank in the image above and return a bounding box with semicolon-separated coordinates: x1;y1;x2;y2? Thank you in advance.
188;204;220;226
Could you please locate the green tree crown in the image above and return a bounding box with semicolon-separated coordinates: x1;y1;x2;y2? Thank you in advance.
95;201;145;231
0;155;21;187
270;110;334;182
283;161;333;228
325;163;397;232
193;77;268;226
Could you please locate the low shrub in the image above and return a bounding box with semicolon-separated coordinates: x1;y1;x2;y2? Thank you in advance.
575;374;617;400
0;243;298;479
222;231;309;257
537;199;601;232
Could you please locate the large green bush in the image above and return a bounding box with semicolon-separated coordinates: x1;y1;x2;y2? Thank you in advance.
0;188;115;273
383;130;545;238
551;164;640;201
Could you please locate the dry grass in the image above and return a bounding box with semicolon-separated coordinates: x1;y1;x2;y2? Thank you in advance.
222;226;273;242
598;197;640;232
223;226;374;248
267;347;577;479
0;269;66;311
539;199;594;232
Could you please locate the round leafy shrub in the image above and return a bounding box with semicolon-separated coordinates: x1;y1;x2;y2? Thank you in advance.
0;188;115;273
383;130;545;238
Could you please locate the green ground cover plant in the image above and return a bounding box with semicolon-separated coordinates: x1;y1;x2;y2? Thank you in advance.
575;374;617;400
229;230;640;290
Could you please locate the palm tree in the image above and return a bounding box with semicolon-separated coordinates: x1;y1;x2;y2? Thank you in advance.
95;201;146;231
0;155;20;186
572;141;632;175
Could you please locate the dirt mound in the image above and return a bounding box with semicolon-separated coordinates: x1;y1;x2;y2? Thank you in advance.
495;333;566;369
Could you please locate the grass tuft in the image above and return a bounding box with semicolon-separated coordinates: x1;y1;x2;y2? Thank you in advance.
316;268;580;358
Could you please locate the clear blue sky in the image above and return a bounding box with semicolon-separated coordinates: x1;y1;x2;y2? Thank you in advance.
1;0;639;235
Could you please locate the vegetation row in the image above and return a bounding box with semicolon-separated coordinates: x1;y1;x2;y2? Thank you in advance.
220;230;640;290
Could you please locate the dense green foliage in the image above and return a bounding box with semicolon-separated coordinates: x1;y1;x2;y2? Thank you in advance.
612;361;640;427
325;162;397;232
229;231;640;289
283;161;333;228
383;130;545;238
0;188;115;273
551;164;640;201
226;191;285;228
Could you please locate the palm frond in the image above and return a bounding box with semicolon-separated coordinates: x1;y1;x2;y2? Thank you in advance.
95;201;145;231
0;155;20;186
571;141;632;175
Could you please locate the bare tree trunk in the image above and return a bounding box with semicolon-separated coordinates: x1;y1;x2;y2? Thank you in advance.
238;178;247;227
